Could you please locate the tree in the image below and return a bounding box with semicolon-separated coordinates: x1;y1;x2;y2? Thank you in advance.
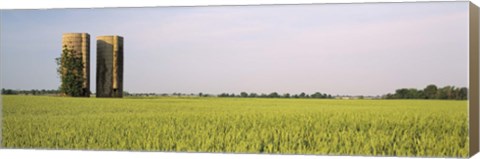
268;92;280;98
322;93;328;98
406;88;421;99
437;86;454;99
415;90;426;99
395;88;409;99
56;45;85;97
457;87;468;100
259;93;268;98
1;88;15;95
123;91;130;96
240;92;248;98
311;92;322;98
299;92;306;98
423;84;438;99
218;93;228;97
384;93;395;99
384;84;468;100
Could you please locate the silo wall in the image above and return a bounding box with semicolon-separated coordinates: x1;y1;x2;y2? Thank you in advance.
96;35;123;98
61;33;90;97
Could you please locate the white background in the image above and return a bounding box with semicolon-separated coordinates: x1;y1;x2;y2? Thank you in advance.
0;0;479;159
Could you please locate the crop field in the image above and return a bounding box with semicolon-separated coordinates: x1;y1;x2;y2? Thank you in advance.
1;95;469;157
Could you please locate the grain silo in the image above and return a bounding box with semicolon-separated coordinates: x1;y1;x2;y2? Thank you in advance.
61;33;90;97
96;35;124;98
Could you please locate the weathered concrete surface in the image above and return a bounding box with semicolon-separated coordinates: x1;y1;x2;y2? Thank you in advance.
61;33;90;97
96;35;123;98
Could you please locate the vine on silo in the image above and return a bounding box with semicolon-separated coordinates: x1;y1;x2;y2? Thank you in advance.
55;45;85;97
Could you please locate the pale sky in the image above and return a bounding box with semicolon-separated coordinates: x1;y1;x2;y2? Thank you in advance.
0;2;469;96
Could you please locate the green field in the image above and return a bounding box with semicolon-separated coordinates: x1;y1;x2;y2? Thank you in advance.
1;95;469;157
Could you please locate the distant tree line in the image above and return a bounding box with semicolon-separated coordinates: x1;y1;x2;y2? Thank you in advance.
383;84;468;100
217;92;334;99
1;88;60;95
124;92;214;97
122;91;334;99
3;84;468;100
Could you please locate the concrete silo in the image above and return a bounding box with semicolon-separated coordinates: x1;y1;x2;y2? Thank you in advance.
96;35;124;98
61;33;90;97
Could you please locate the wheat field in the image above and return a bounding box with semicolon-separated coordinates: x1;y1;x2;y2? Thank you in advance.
1;95;469;157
